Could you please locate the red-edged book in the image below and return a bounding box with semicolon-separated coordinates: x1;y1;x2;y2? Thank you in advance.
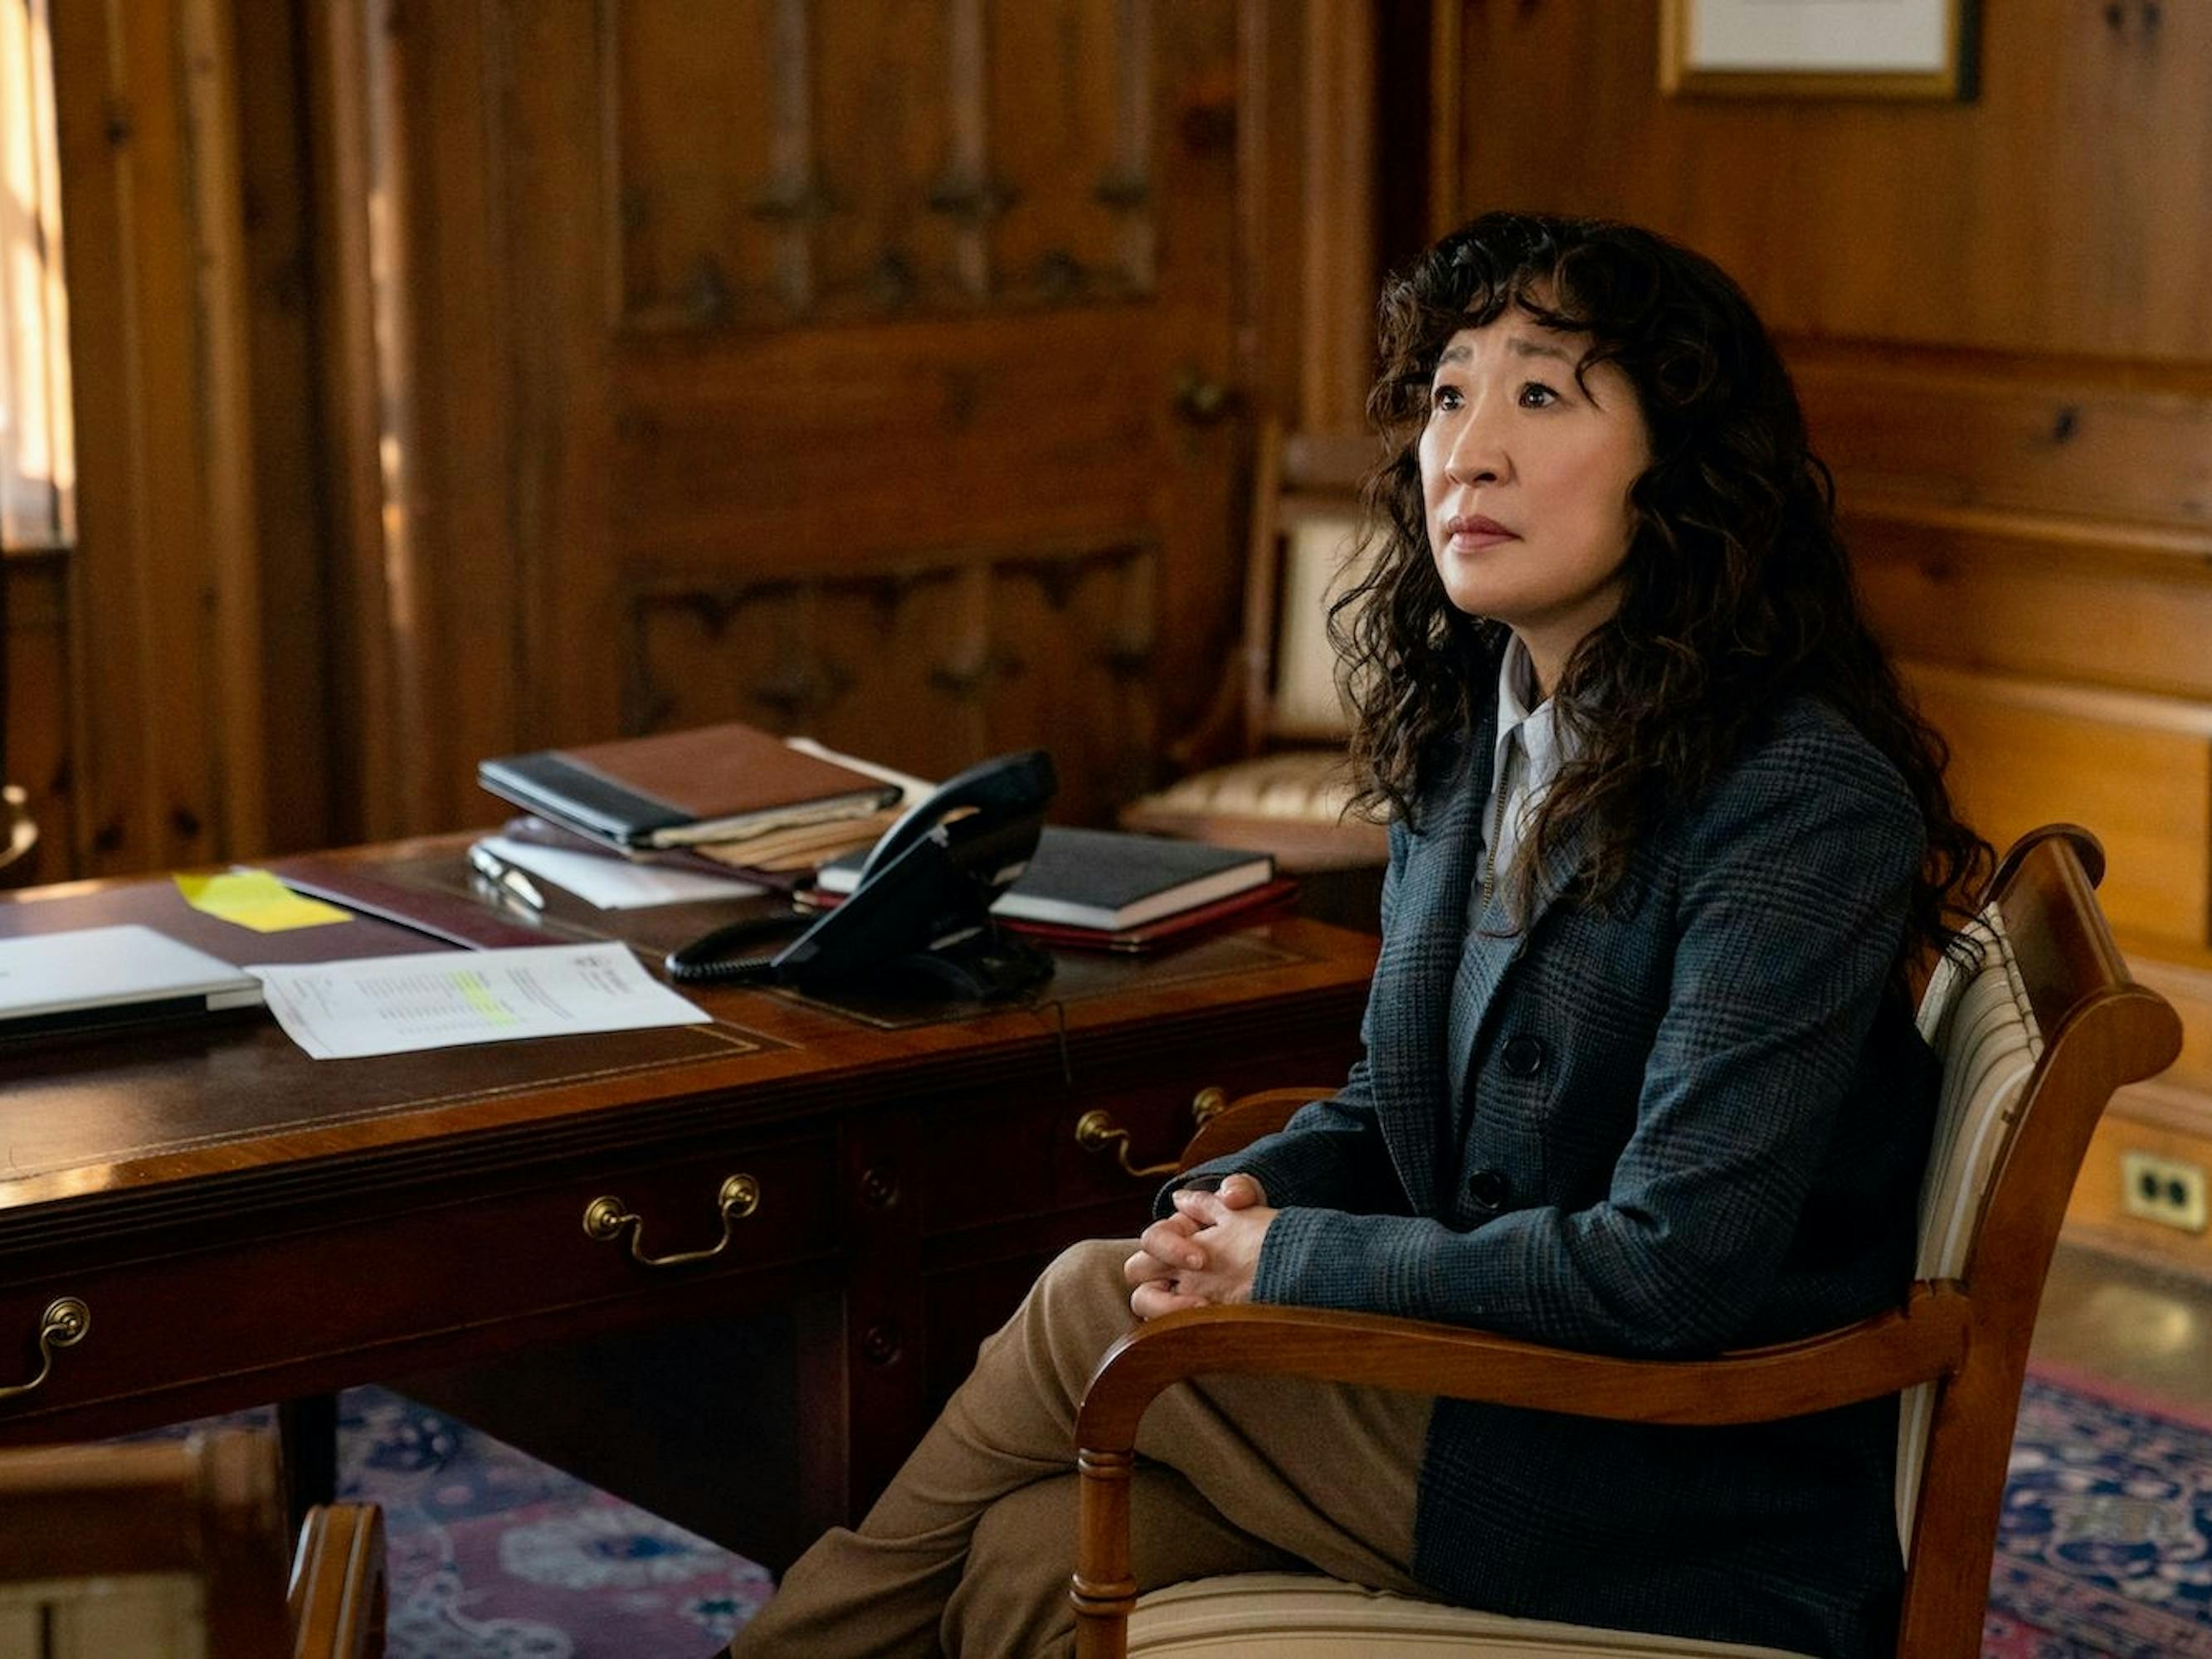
999;878;1299;952
806;821;1295;953
797;875;1298;954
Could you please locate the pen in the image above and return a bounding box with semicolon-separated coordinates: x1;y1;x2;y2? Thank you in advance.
468;844;546;911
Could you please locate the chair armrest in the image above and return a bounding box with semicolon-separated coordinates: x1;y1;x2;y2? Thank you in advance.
1069;1284;1968;1657
1077;1280;1971;1452
288;1503;386;1659
1177;1087;1328;1170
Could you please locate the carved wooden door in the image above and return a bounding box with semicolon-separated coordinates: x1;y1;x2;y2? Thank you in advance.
368;0;1263;831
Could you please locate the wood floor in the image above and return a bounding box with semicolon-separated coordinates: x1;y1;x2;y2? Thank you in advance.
2031;1239;2212;1411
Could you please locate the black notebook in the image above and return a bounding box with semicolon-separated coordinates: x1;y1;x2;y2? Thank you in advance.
815;826;1274;932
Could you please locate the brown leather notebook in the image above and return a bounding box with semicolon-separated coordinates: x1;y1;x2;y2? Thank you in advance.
477;722;901;851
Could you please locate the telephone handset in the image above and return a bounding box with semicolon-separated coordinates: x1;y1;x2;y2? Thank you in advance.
665;749;1057;1000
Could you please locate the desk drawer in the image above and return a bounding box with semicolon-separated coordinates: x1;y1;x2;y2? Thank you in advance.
0;1134;836;1427
914;1080;1199;1236
917;1062;1350;1237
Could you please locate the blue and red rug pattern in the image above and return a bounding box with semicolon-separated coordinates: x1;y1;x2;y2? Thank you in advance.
1983;1369;2212;1658
153;1363;2212;1657
331;1387;773;1656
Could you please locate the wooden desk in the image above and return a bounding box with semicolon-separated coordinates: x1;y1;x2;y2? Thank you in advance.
0;837;1374;1565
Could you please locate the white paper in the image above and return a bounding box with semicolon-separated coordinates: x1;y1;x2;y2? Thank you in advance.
246;942;709;1060
478;834;767;911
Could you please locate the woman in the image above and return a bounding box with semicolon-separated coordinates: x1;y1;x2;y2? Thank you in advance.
729;212;1990;1659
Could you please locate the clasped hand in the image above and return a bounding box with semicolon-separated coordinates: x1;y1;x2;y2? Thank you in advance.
1124;1173;1274;1320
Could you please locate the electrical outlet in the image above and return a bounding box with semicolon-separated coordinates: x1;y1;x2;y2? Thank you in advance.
2120;1151;2210;1233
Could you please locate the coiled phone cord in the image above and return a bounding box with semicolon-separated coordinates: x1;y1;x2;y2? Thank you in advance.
664;912;810;985
665;948;781;986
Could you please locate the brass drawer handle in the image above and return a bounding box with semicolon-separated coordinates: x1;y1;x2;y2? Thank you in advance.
1;1297;89;1404
582;1175;760;1269
1077;1089;1234;1180
1075;1110;1183;1180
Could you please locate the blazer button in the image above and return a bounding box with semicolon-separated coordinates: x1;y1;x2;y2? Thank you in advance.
1466;1168;1512;1210
1501;1034;1547;1078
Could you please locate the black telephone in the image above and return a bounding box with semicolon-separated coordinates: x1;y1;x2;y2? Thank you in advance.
665;749;1057;1000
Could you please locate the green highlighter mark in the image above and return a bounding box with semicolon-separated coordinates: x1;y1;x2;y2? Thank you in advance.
456;971;519;1024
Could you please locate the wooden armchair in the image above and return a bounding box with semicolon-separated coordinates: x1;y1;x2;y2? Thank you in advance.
1070;825;2183;1658
0;1431;384;1657
1118;422;1387;873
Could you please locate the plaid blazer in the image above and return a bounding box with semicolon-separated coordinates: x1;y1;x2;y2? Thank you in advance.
1176;695;1939;1659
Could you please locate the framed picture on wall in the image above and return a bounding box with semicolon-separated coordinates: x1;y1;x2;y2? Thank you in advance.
1660;0;1976;100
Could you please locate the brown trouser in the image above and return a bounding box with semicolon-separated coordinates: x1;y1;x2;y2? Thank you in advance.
728;1237;1433;1659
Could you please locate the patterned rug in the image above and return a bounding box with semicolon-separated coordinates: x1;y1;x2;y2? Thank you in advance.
140;1386;771;1655
146;1364;2212;1657
337;1387;776;1656
1986;1366;2212;1657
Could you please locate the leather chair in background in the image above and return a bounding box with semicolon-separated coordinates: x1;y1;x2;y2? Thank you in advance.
1120;423;1387;888
1070;825;2181;1659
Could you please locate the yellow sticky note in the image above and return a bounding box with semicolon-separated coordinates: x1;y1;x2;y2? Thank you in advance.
175;868;353;932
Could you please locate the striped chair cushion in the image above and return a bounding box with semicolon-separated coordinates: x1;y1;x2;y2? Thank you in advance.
1126;1574;1810;1657
1893;903;2041;1548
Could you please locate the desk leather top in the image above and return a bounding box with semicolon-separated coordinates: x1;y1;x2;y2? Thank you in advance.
0;837;1376;1228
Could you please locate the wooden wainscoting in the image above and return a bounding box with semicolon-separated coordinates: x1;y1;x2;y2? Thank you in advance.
1897;665;2211;954
2067;951;2212;1279
1805;348;2212;1280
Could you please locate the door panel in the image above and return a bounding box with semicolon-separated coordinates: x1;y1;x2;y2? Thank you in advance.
384;0;1252;830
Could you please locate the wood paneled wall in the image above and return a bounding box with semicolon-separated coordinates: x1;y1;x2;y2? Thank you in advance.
1439;0;2212;1271
1442;2;2211;358
43;0;268;876
7;0;1381;880
335;0;1379;835
4;0;331;887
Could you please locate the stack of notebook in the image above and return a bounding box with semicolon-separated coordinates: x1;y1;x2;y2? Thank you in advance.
477;726;1294;951
477;723;913;888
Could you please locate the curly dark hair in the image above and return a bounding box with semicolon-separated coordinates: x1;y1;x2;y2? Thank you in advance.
1334;210;1990;965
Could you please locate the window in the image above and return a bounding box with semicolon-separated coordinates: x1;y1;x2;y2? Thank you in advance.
0;0;71;552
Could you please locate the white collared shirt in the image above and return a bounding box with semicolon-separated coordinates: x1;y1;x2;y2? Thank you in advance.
1470;637;1566;924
